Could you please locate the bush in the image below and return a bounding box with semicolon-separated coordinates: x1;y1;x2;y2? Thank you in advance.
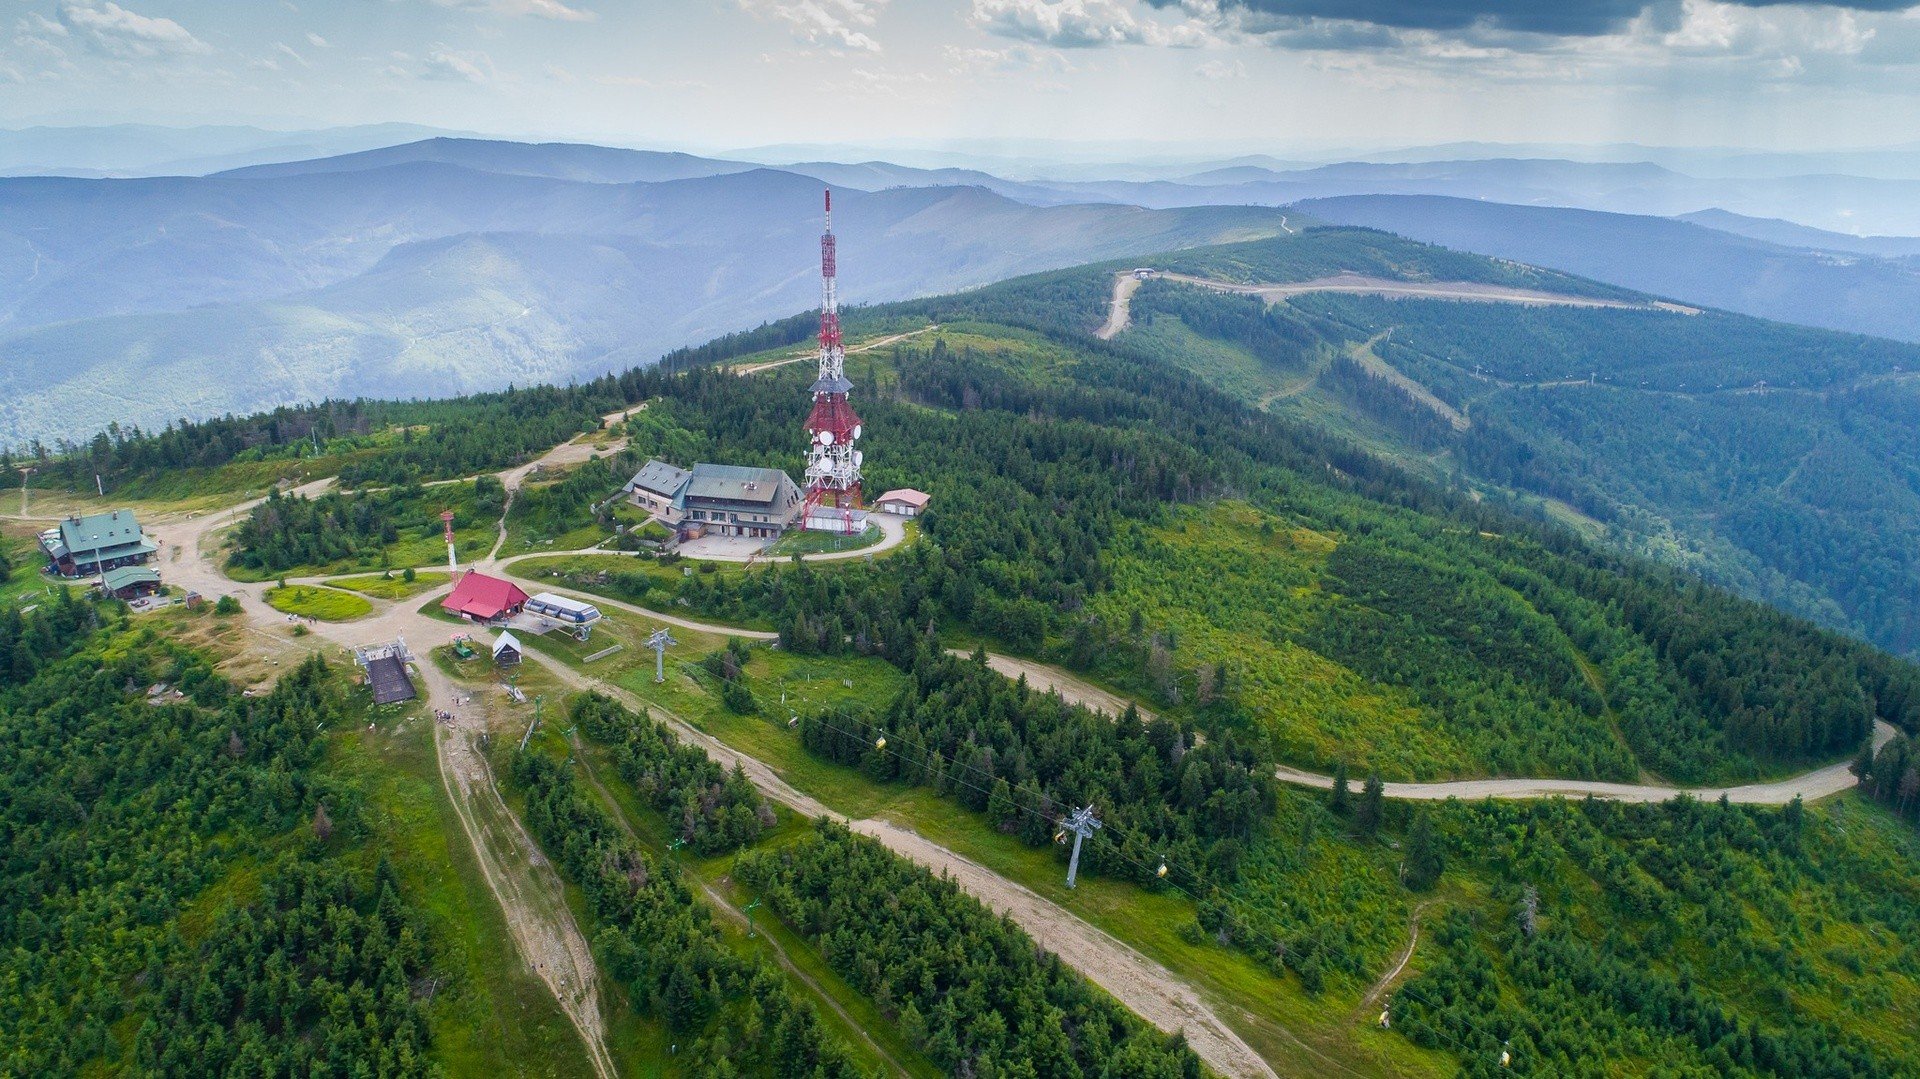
213;595;241;616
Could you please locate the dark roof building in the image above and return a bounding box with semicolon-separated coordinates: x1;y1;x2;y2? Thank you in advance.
365;655;417;705
41;509;157;577
440;571;530;622
491;631;523;666
680;462;804;538
626;458;804;539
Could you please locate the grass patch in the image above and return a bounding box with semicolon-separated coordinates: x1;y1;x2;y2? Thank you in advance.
331;571;450;599
765;523;883;558
1088;502;1474;779
264;585;374;622
329;710;597;1077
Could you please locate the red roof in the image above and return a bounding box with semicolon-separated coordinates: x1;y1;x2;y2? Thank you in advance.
875;488;930;509
441;571;529;620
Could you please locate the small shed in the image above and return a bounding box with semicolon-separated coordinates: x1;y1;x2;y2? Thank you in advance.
100;565;163;600
873;489;930;518
492;631;523;667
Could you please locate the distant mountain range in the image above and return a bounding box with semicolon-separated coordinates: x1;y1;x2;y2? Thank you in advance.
0;151;1293;446
1295;195;1920;344
0;123;479;177
12;130;1920;447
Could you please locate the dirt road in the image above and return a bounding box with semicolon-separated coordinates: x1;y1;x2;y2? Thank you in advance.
154;490;619;1078
984;649;1887;808
1273;720;1895;805
416;662;616;1079
732;325;939;376
1361;902;1431;1013
1095;273;1143;340
955;649;1155;721
517;657;1274;1078
1095;269;1696;341
852;818;1280;1079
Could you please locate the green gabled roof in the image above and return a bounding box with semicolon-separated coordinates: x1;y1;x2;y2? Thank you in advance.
59;509;145;557
101;566;160;591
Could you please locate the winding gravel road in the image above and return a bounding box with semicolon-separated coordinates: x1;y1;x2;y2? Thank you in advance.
1095;269;1696;341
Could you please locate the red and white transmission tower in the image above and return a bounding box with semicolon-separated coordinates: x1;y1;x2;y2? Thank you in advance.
802;189;863;528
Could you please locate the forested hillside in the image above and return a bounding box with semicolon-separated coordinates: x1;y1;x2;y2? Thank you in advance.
0;605;436;1075
1087;227;1920;661
14;226;1920;1075
1300;194;1920;343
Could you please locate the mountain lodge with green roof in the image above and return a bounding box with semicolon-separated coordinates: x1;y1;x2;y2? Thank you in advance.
39;509;157;579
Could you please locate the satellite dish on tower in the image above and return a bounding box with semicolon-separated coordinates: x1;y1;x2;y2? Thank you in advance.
852;424;862;440
820;430;834;446
854;451;864;466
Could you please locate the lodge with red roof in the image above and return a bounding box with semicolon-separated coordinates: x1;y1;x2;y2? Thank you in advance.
440;570;529;623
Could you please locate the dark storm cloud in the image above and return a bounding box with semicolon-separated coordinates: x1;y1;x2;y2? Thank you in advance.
1148;0;1918;38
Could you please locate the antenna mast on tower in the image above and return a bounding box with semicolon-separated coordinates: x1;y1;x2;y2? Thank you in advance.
803;189;863;529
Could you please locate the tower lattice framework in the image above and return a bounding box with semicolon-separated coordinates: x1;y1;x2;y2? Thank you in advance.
803;189;862;523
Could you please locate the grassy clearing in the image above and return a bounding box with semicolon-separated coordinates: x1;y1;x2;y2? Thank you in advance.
765;522;883;558
264;585;374;622
1128;313;1298;405
330;709;597;1077
1088;502;1474;779
0;534;71;611
331;570;450;599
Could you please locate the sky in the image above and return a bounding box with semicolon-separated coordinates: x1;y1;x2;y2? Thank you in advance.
5;0;1920;155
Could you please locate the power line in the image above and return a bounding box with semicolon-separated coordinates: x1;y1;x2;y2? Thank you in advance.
632;667;1514;1067
782;704;1517;1067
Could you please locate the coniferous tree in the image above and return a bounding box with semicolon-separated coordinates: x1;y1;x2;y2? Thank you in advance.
1357;774;1385;839
1404;811;1444;891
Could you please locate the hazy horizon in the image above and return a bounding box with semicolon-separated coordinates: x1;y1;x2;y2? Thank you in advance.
6;1;1920;157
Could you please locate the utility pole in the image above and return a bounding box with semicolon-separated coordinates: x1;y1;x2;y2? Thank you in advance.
744;898;762;938
1057;805;1102;889
646;628;677;683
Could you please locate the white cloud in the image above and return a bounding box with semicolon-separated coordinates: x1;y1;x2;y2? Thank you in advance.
305;31;330;48
1196;57;1245;78
0;64;25;84
427;0;596;20
969;0;1144;47
422;45;492;81
944;42;1077;75
736;0;891;52
20;12;70;38
273;42;310;68
55;1;210;58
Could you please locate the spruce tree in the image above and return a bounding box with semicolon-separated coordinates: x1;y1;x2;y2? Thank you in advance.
1330;762;1351;815
1357;774;1384;839
1404;810;1444;891
987;778;1018;834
